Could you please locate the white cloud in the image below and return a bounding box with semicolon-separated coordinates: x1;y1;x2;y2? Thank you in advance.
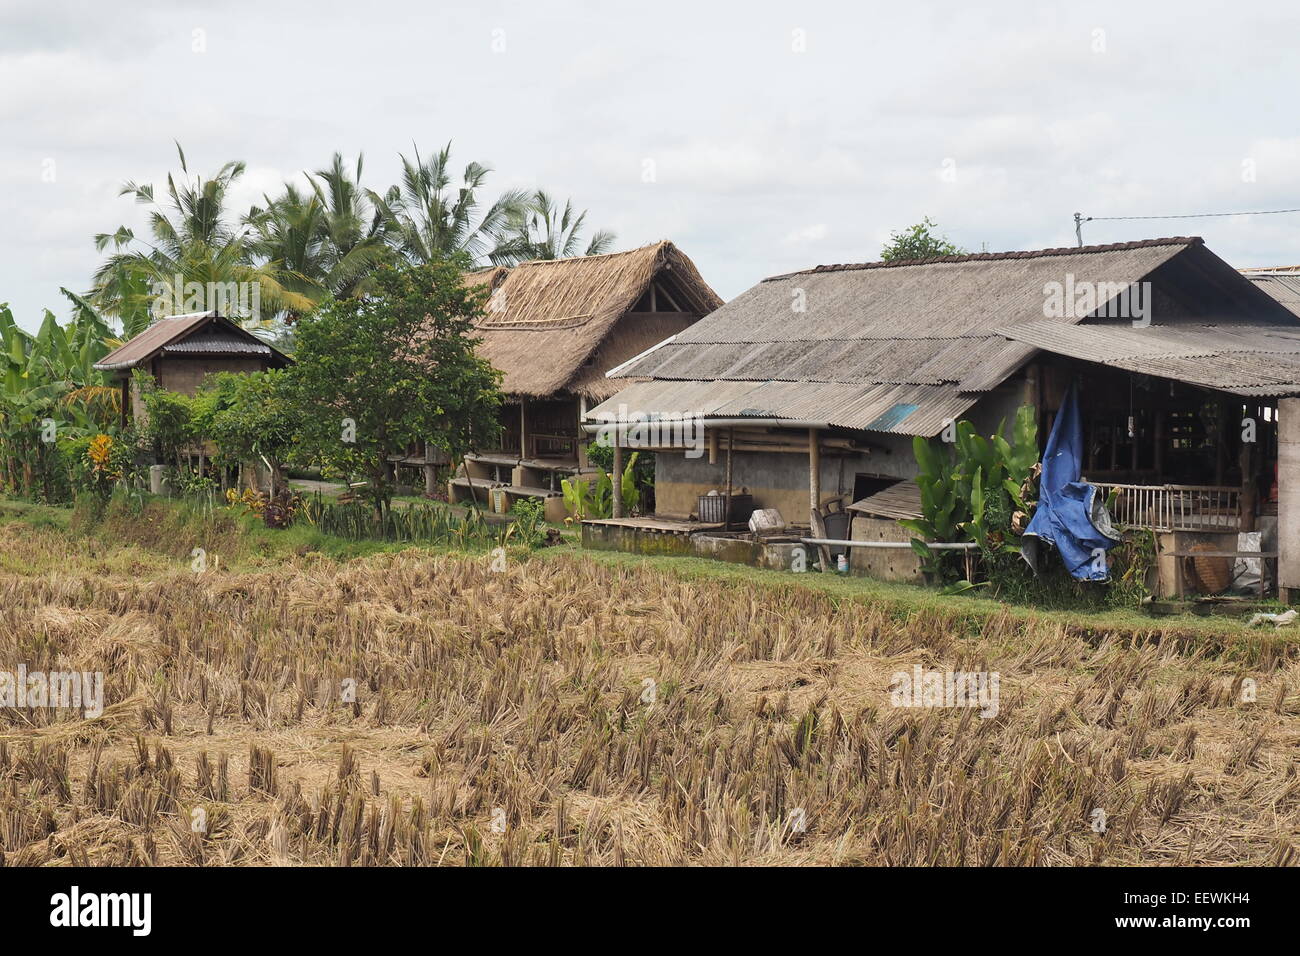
784;224;828;244
4;0;1300;328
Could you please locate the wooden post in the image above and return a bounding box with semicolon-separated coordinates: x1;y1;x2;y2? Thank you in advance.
1215;399;1229;486
519;398;528;460
1085;412;1096;474
808;428;821;517
612;429;624;519
1130;411;1139;474
424;442;437;496
723;427;734;530
1278;398;1299;603
808;428;832;570
1240;421;1257;533
1153;409;1165;476
577;396;589;469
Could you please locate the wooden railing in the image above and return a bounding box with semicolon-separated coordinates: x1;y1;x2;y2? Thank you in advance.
1085;482;1241;532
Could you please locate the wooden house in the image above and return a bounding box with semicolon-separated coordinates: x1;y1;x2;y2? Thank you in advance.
434;241;722;520
94;310;291;426
585;238;1300;601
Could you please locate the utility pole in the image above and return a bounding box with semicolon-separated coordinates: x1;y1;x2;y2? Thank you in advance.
1074;212;1084;247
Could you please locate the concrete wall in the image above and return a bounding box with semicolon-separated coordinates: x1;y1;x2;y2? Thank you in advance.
654;444;909;520
1279;397;1299;601
652;379;1031;522
849;515;925;582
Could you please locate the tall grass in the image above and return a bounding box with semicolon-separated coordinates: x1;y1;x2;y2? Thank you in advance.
302;496;504;548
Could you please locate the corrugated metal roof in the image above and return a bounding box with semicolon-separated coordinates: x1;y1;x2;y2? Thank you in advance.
995;321;1300;396
94;312;214;370
660;240;1194;352
847;480;922;519
162;333;272;355
598;238;1300;436
588;379;979;435
1246;274;1300;316
94;312;287;371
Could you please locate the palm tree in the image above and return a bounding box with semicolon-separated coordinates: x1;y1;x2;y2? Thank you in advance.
246;153;395;316
490;189;616;265
308;152;393;298
368;142;528;267
90;143;315;329
244;184;329;322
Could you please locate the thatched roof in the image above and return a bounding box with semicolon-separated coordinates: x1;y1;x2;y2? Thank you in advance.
467;241;722;400
595;238;1300;435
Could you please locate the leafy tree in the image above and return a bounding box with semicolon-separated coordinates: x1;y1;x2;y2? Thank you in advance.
289;260;503;517
196;370;298;494
368;142;528;267
490;190;616;265
880;217;964;262
134;372;193;469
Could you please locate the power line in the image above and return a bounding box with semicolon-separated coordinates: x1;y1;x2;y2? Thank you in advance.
1074;207;1300;246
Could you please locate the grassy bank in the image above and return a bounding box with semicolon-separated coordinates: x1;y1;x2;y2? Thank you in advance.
3;494;1294;661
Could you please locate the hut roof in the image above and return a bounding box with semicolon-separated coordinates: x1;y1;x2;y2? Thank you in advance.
94;312;290;373
469;241;722;399
595;238;1300;435
1242;268;1300;318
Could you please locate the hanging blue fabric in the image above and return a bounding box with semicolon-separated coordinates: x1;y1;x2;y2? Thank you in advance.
1022;381;1121;581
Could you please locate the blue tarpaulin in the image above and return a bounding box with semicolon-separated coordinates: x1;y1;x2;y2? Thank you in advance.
1022;382;1121;581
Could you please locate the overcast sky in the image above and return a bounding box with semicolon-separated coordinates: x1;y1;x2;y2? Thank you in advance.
4;0;1300;330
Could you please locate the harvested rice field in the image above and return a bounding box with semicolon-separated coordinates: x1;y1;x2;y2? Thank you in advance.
1;514;1297;867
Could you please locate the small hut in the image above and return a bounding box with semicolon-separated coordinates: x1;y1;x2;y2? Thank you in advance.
94;310;291;426
437;241;722;519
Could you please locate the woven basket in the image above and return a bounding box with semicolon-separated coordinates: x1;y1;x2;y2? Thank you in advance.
1186;543;1232;594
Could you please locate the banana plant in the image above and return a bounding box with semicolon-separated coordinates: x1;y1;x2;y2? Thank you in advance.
902;406;1041;576
561;475;592;523
0;300;122;498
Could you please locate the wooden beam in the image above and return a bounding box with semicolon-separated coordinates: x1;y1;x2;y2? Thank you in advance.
654;280;684;312
612;431;624;519
519;398;527;459
723;428;734;531
577;396;588;469
808;427;821;517
808;428;831;570
1154;408;1165;475
1215;398;1229;486
1240;414;1257;532
1130;411;1139;473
